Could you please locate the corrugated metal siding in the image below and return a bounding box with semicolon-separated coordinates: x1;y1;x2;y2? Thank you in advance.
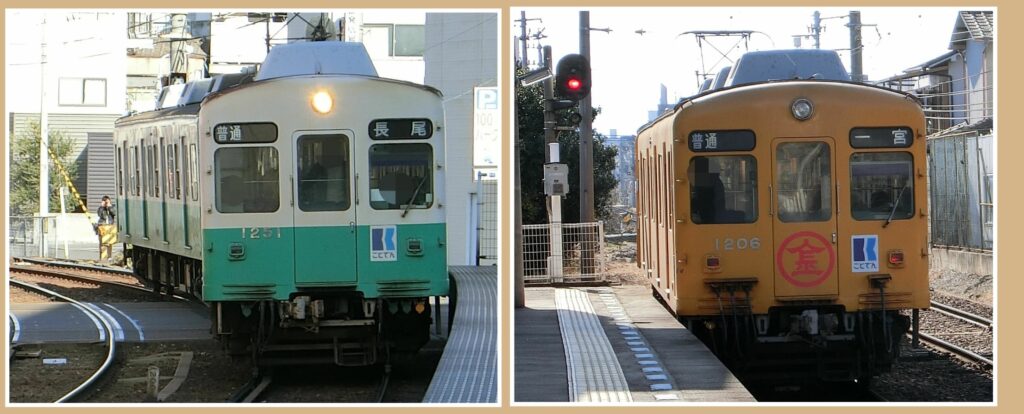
13;113;120;211
87;132;116;211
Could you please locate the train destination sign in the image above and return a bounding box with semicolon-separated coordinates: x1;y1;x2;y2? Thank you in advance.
688;130;756;152
849;127;914;148
214;123;278;144
368;118;433;140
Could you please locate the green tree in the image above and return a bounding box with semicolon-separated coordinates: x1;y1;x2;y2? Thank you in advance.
9;120;80;216
516;71;618;225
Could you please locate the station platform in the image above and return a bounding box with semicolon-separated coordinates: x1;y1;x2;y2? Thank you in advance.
514;285;754;403
422;266;498;404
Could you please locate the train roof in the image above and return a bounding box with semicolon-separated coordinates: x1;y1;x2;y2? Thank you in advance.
118;42;442;126
636;78;921;136
116;72;253;125
725;49;850;87
255;41;378;81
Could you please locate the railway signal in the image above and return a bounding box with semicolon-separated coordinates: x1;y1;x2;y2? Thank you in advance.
554;53;591;102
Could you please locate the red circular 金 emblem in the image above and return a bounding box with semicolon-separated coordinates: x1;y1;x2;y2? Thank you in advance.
775;231;836;288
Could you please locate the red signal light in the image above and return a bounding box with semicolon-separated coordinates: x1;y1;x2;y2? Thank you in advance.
567;78;582;90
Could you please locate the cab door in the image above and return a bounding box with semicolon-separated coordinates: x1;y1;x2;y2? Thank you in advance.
771;138;839;298
293;131;358;285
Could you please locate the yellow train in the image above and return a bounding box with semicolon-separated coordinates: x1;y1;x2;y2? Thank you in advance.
636;50;928;385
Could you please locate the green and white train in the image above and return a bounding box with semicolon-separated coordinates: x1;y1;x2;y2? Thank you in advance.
114;42;448;365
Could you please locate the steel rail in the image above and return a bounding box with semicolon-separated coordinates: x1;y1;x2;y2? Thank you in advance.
929;301;992;329
228;369;273;403
11;265;146;293
13;257;134;277
375;365;392;403
9;279;117;402
918;331;993;367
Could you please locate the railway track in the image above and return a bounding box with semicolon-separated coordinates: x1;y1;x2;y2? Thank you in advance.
227;365;393;403
9;279;117;402
917;299;994;368
10;258;188;302
929;300;992;329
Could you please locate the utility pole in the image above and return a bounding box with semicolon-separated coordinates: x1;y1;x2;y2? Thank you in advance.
848;11;863;82
266;15;271;53
579;11;594;225
514;83;525;308
39;15;50;238
518;11;528;68
812;11;822;49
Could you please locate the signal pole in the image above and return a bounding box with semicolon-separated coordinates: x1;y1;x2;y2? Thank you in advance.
542;46;565;282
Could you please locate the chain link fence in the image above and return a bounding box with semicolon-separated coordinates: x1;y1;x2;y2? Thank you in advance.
476;177;499;266
522;222;605;284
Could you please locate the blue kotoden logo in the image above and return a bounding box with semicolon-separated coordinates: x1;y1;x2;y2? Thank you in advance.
852;235;879;272
371;225;398;262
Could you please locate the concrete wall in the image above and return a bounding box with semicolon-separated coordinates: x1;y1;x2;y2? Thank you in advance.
930;247;993;276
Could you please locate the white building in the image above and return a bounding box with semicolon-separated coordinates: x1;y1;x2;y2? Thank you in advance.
5;10;128;211
424;13;499;266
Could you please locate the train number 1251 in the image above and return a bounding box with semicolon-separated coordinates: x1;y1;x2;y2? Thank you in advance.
241;227;282;239
715;237;761;251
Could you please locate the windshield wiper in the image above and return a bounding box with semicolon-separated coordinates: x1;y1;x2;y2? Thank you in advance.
882;185;908;228
401;176;429;218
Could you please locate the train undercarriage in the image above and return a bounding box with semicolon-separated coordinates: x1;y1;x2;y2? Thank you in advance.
126;244;441;367
682;303;910;386
214;294;435;366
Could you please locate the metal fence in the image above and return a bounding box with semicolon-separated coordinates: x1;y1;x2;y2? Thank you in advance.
476;177;499;266
8;216;62;258
522;222;605;284
927;131;993;250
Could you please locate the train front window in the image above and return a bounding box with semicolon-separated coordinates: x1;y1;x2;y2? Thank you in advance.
688;156;757;224
369;143;433;210
776;142;832;222
297;134;351;212
215;147;280;213
850;152;913;221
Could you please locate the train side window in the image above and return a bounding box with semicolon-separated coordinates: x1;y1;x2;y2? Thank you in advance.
174;143;182;199
369;143;433;210
297;134;351;212
116;146;123;196
189;144;199;201
775;142;831;222
132;146;140;195
144;145;151;197
166;144;175;199
151;145;160;197
849;152;914;221
214;147;280;213
689;156;757;224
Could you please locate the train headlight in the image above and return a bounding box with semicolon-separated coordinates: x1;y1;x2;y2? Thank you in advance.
311;91;333;114
791;98;814;121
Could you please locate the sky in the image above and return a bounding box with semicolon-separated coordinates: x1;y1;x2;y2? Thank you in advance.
513;7;968;137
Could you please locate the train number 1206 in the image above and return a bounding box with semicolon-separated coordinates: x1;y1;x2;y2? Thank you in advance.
715;237;761;251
